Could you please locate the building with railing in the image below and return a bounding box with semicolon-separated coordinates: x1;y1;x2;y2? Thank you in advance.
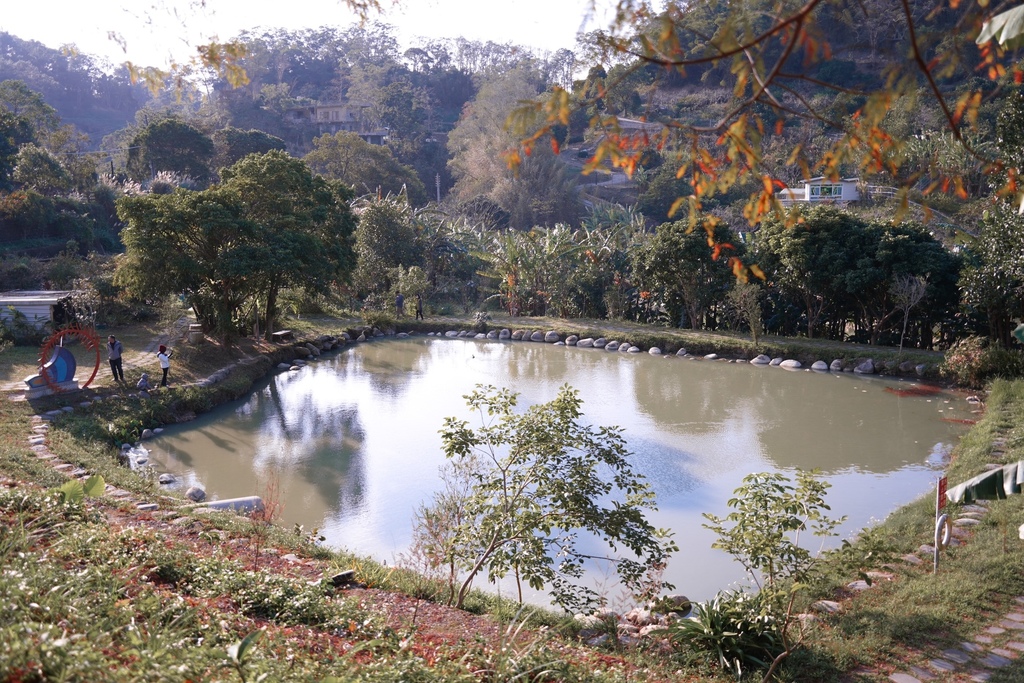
778;177;862;204
284;102;388;144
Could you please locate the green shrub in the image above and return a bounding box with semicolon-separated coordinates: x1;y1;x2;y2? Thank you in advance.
940;336;1024;388
670;590;781;677
362;309;396;332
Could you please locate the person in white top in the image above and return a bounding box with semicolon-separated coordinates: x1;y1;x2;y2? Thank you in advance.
157;345;173;387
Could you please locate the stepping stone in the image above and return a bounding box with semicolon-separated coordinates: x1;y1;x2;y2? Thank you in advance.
969;672;992;682
975;635;994;644
941;649;971;664
69;468;88;477
1015;596;1024;605
1006;612;1024;622
866;571;895;582
846;580;871;591
889;674;924;683
954;518;981;527
978;653;1012;668
136;503;158;512
1005;642;1024;652
927;659;956;672
991;648;1015;658
53;464;73;471
919;544;936;554
1000;619;1024;630
811;600;842;614
908;665;936;680
985;626;1006;635
962;641;986;652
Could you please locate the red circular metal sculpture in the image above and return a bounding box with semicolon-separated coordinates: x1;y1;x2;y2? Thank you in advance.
39;325;102;393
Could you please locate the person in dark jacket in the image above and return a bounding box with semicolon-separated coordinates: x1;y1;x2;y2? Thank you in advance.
107;335;125;382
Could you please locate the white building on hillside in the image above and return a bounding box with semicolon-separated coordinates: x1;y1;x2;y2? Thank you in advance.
778;177;862;204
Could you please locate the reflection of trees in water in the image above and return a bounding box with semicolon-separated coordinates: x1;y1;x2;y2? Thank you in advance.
628;359;943;474
631;360;767;437
337;340;433;398
245;373;368;514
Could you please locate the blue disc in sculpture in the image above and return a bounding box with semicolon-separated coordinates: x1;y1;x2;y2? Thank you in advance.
42;346;77;384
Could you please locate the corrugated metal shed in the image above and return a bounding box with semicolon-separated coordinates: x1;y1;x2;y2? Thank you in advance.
0;290;77;329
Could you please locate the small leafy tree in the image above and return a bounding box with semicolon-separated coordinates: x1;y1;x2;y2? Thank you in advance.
699;471;844;681
422;384;675;612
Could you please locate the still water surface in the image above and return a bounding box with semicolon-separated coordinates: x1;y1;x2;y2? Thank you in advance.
145;338;971;602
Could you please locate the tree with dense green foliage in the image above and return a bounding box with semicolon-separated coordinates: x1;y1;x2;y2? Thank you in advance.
127;118;214;185
304;131;426;205
117;152;356;339
351;193;421;296
219;151;358;336
211;127;286;172
633;219;738;329
416;383;674;611
754;207;866;339
116;187;254;335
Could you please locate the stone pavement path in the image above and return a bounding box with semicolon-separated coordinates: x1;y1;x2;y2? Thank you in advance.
840;430;1024;682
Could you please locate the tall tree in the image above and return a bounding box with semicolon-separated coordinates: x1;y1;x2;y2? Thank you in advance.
220;151;358;336
634;219;738;329
126;118;214;185
304;131;426;204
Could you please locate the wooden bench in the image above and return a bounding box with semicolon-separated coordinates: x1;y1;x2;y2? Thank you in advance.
271;330;293;343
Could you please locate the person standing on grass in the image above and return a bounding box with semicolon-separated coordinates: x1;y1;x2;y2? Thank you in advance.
396;291;405;317
157;345;173;387
107;335;125;382
415;293;424;320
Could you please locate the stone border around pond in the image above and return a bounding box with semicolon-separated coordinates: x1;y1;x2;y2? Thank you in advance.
419;327;932;379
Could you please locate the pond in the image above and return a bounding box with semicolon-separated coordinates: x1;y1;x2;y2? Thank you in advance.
143;337;972;604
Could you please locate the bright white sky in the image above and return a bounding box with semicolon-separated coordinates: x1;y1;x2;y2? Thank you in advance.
0;0;617;69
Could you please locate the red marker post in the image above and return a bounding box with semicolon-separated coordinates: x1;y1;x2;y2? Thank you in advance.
934;475;950;573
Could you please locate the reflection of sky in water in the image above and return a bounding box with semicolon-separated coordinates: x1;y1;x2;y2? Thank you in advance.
145;338;971;603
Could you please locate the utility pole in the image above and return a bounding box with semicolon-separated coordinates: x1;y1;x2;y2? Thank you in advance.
435;173;441;203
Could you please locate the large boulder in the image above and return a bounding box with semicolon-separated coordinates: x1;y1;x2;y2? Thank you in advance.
577;338;595;348
898;360;916;374
294;345;312;357
811;360;829;371
605;341;620;351
649;347;663;355
544;331;560;343
830;359;844;372
854;359;875;374
530;331;545;342
627;346;641;353
751;354;771;365
306;343;321;357
486;330;498;339
565;335;579;345
780;359;802;369
185;486;206;503
619;343;631;353
769;357;783;366
704;353;718;360
512;330;525;340
593;338;607;348
499;329;511;340
676;348;688;357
